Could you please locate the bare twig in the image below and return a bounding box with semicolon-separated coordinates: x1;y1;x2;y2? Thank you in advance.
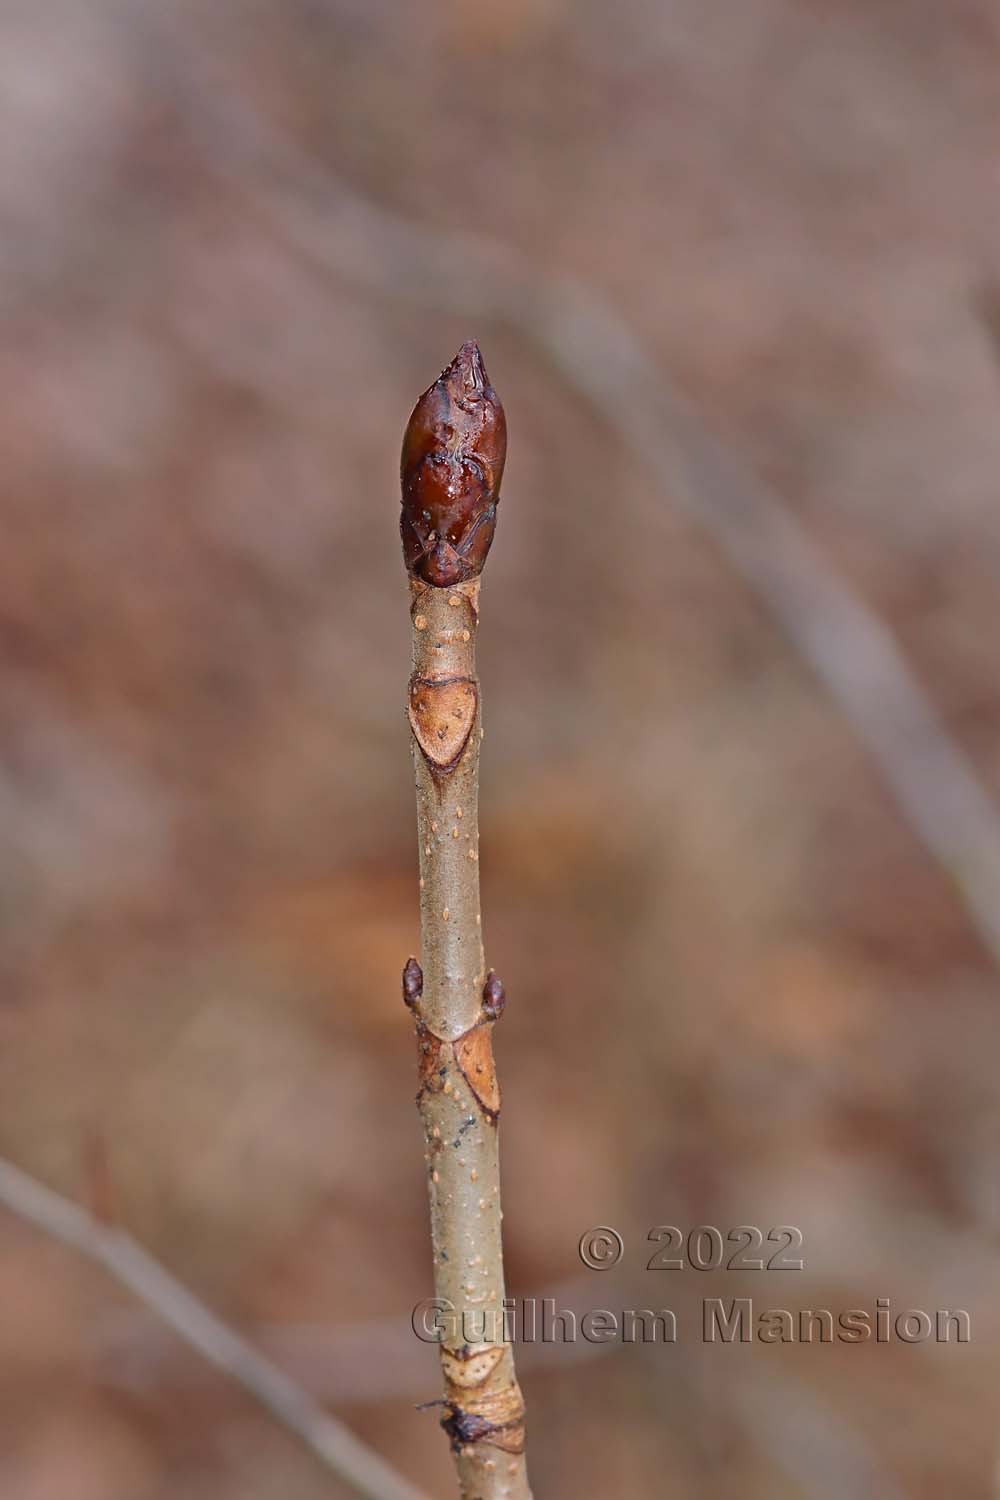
147;20;1000;972
400;346;532;1498
0;1155;430;1500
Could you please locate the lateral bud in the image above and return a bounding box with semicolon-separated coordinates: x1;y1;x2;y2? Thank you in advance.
402;957;423;1010
482;970;506;1021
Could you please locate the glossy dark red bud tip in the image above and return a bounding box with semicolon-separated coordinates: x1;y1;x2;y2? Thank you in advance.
401;342;507;587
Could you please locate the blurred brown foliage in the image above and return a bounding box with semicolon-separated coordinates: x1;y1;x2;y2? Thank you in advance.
2;1;1000;1495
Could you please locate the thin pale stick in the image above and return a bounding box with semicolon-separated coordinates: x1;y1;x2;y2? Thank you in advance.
0;1155;430;1500
400;345;532;1499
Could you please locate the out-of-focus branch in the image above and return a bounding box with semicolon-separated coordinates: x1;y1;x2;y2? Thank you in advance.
0;1156;431;1500
148;17;1000;971
94;1279;611;1404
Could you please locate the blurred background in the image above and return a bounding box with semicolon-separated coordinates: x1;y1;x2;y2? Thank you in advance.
2;0;1000;1494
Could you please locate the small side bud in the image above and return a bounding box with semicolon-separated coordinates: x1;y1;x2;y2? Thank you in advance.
482;970;506;1020
440;1405;497;1452
401;341;507;587
403;957;423;1009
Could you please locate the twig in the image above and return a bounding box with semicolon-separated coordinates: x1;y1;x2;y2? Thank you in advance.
146;20;1000;973
0;1154;431;1500
400;345;532;1497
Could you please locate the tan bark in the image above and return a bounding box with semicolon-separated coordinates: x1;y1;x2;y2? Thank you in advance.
405;578;532;1500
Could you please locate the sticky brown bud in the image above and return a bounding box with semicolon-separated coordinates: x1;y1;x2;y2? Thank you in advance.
482;970;506;1020
401;341;506;587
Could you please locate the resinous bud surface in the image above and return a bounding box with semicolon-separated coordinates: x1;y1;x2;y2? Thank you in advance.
400;341;507;587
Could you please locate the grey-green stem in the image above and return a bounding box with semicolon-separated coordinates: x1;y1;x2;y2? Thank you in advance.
406;579;532;1499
